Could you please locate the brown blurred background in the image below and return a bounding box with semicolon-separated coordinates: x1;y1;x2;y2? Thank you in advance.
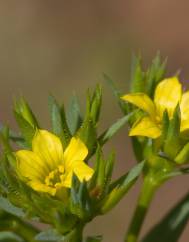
0;1;189;241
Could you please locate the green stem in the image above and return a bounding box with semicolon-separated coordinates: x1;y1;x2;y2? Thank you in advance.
0;212;39;242
124;176;157;242
67;223;85;242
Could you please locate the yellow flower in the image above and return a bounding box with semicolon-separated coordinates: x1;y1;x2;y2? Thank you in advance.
15;130;94;196
122;77;189;139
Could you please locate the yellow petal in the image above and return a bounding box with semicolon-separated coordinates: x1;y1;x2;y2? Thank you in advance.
122;93;156;118
129;116;161;138
16;150;47;180
63;137;88;169
73;161;94;182
29;181;56;196
63;161;94;188
32;130;64;171
154;77;182;119
180;91;189;132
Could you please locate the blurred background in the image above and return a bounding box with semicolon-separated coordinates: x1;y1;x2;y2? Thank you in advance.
0;1;189;241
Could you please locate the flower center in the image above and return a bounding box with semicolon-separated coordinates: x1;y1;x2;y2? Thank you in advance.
45;165;66;188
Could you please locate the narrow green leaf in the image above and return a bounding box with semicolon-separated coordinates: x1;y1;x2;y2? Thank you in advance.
90;85;102;124
14;97;39;128
130;54;145;93
35;229;62;241
66;94;82;135
0;196;25;218
103;73;128;114
0;232;24;242
77;117;97;156
142;192;189;242
101;162;144;213
48;96;71;147
99;113;132;145
164;105;183;159
14;111;35;147
145;52;167;97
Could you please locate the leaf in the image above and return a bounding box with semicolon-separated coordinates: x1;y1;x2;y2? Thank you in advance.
90;85;102;124
66;94;82;135
98;113;132;145
142;192;189;242
14;111;35;147
145;52;167;97
85;235;103;242
101;162;144;213
130;54;145;93
0;196;25;218
48;96;71;147
0;232;24;242
103;73;128;114
35;229;62;241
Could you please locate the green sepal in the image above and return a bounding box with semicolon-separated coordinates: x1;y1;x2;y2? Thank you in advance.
104;152;115;190
90;84;102;124
77;116;97;157
145;53;167;97
14;97;39;128
164;105;183;160
70;174;92;221
48;96;71;148
153;110;169;152
94;146;105;190
130;54;145;93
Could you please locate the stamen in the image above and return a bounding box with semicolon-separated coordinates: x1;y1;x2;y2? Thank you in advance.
44;165;66;188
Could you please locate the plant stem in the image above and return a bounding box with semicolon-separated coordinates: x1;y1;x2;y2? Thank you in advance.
124;176;157;242
0;211;39;242
66;222;85;242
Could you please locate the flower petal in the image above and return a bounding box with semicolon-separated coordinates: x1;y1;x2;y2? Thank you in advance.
63;161;94;188
29;181;56;196
129;116;161;138
63;137;88;169
16;150;47;181
154;77;182;119
121;93;156;118
73;161;94;182
180;91;189;132
32;130;64;171
180;91;189;125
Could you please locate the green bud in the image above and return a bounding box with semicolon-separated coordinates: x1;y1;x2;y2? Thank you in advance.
77;117;97;157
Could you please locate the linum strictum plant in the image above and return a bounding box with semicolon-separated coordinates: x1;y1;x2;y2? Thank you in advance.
106;53;189;242
0;85;143;242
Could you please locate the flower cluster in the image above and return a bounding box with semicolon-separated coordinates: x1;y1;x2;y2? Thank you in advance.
0;54;189;242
